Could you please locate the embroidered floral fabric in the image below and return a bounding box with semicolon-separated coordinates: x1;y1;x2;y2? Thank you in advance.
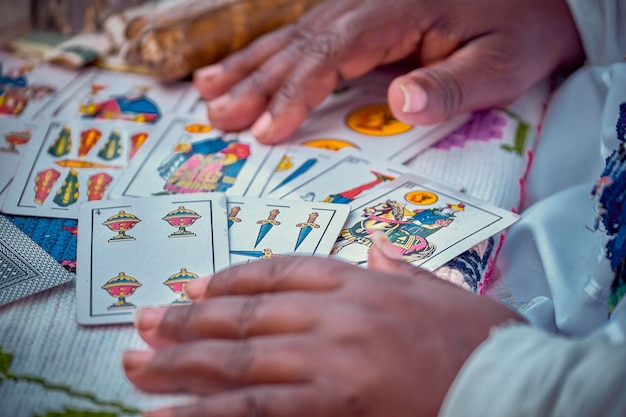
593;102;626;311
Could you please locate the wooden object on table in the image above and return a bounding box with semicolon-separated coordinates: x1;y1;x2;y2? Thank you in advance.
114;0;324;82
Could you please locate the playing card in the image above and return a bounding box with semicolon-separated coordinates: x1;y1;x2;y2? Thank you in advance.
0;119;38;207
2;118;157;219
76;192;230;325
226;196;350;265
330;173;520;270
257;144;338;197
283;69;469;163
268;151;409;204
0;215;72;306
110;117;287;199
41;68;196;125
0;51;82;122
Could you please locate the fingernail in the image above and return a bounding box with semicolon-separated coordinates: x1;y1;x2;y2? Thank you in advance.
371;232;404;260
184;277;209;301
194;64;223;81
135;307;166;331
399;82;428;113
122;350;155;371
250;111;273;141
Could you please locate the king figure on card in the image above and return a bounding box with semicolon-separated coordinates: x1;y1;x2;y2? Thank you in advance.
332;199;463;261
157;135;250;193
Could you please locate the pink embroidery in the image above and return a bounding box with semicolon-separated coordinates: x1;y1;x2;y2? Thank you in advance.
434;110;508;150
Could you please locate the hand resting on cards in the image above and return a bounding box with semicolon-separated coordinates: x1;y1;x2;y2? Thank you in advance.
193;0;584;144
122;237;524;417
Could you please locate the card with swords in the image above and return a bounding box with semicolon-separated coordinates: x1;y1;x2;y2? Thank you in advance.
226;196;350;266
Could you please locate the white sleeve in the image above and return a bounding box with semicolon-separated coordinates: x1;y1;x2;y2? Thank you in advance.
438;323;626;417
565;0;626;65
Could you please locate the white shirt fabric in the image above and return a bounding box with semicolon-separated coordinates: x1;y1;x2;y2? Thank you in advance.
439;1;626;415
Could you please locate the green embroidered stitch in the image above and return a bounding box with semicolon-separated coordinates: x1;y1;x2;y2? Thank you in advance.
500;115;530;156
0;346;140;416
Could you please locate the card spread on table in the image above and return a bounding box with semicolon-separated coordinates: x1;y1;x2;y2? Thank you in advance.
329;174;520;270
2;118;157;219
0;215;72;306
267;151;409;204
110;116;288;199
75;193;230;325
227;196;350;265
0;52;522;324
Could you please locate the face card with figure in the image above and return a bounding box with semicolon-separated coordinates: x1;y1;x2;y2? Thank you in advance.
283;69;469;164
76;192;231;326
110;117;287;199
0;51;82;122
226;196;350;265
267;151;410;205
39;68;197;125
0;215;73;307
329;173;520;270
2;118;156;219
0;119;39;207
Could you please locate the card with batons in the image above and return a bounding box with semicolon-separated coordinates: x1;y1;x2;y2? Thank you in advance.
3;118;157;219
76;192;230;325
226;196;350;265
0;214;72;306
110;116;287;199
330;173;519;270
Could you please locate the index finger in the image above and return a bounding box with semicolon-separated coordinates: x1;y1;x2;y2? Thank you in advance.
187;256;346;301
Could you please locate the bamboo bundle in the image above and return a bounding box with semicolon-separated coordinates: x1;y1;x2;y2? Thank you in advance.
109;0;323;82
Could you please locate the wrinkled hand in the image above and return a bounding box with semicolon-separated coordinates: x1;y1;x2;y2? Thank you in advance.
194;0;583;144
123;238;524;417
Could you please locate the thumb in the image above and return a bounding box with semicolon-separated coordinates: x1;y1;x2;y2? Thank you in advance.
367;232;421;277
387;41;527;126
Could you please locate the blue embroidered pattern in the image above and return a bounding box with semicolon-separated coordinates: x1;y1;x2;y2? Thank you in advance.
593;102;626;311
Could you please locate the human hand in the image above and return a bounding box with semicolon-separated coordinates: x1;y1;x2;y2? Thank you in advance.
193;0;583;144
123;238;524;417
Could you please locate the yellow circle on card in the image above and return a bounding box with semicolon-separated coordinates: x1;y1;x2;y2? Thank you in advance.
301;138;358;151
346;103;412;136
405;191;438;205
184;123;213;134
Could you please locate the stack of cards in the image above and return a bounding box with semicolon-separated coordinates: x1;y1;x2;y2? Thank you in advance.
0;51;519;326
76;193;350;324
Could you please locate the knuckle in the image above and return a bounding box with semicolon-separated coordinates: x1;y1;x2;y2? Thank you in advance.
293;28;343;63
229;339;254;384
159;304;199;340
236;70;271;98
238;295;263;337
244;391;270;417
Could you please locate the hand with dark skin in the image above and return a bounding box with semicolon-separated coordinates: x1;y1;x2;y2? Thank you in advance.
123;236;524;417
194;0;584;144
